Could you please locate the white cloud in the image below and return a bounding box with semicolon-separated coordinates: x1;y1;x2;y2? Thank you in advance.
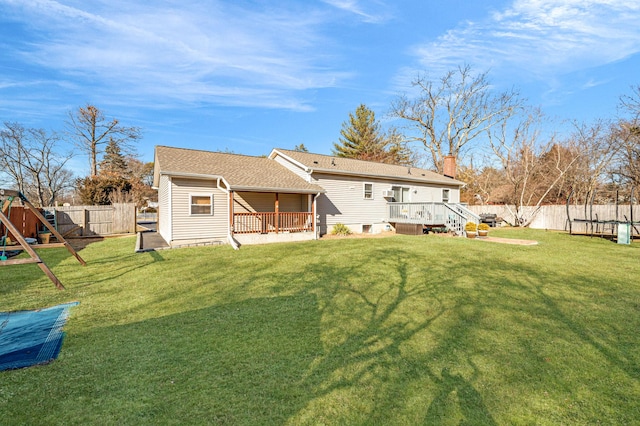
404;0;640;82
1;0;352;111
320;0;390;23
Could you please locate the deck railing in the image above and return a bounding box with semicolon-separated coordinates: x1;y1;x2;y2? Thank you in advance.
388;202;449;225
233;212;313;234
387;202;480;235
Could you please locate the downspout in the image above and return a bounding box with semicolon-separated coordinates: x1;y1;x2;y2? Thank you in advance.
313;193;320;240
216;178;239;250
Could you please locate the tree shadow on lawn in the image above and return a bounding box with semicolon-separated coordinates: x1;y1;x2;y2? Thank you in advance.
2;249;499;424
212;241;640;423
8;294;325;424
8;238;638;423
284;248;499;424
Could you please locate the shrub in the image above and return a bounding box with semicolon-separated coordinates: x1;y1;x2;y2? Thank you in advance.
331;223;352;236
478;223;490;231
465;221;477;232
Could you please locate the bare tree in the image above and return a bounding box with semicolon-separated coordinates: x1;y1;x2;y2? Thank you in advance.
66;104;141;177
620;85;640;120
458;163;505;205
610;120;640;190
0;122;28;194
615;86;640;190
564;120;622;204
0;122;74;206
389;65;523;173
488;109;579;226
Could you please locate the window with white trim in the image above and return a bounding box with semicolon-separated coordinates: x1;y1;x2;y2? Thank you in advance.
190;194;213;215
392;186;410;202
363;183;373;199
442;189;450;203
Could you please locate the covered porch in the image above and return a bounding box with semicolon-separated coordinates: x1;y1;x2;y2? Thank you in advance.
229;190;318;244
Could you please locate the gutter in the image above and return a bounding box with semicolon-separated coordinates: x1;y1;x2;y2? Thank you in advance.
160;171;323;194
160;171;228;184
307;168;465;187
229;185;324;194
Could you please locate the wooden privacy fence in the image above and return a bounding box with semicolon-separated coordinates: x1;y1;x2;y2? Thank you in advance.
52;203;136;236
468;204;639;233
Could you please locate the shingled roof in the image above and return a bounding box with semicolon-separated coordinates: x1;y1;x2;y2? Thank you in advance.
271;149;465;187
154;146;324;193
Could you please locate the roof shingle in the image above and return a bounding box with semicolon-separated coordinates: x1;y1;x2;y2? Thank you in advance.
272;148;465;186
154;146;323;193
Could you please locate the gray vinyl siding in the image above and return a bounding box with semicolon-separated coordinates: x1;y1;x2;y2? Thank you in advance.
313;174;386;234
312;173;461;234
158;174;171;243
170;177;228;242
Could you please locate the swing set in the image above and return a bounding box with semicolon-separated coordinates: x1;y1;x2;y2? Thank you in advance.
0;189;86;290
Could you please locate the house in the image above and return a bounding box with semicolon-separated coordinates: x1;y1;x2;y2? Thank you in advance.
153;145;477;248
152;146;324;248
270;149;472;235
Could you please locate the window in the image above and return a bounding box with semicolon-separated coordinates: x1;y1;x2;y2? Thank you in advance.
190;194;213;215
392;186;410;202
363;183;373;199
442;189;450;203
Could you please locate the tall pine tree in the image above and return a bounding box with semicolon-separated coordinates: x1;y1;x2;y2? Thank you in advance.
333;104;384;159
332;104;416;165
99;138;129;176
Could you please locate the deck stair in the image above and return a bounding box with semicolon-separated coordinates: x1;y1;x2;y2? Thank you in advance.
387;202;480;236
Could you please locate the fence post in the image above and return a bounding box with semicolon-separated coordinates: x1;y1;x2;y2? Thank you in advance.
82;208;88;236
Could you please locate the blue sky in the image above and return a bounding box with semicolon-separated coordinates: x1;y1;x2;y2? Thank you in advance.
2;0;640;175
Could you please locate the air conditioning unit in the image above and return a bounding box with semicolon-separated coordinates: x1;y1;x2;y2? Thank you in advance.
382;190;394;198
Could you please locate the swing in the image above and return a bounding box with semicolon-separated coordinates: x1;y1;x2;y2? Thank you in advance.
0;189;86;290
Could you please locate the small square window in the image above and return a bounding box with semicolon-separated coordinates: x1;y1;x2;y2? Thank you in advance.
191;195;212;215
364;183;373;199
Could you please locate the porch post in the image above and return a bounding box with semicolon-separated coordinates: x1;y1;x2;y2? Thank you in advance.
275;193;279;234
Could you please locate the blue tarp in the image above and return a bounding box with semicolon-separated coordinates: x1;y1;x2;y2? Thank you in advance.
0;302;79;371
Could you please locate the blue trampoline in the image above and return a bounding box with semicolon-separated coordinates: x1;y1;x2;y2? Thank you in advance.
0;302;79;371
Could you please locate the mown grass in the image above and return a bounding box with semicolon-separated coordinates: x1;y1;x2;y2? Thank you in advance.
1;229;639;425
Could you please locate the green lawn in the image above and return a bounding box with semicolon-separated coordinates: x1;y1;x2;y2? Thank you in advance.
1;229;639;425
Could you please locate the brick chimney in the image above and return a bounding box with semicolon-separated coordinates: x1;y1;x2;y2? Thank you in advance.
443;155;456;179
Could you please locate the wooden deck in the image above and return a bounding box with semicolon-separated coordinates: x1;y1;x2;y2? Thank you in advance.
387;202;480;235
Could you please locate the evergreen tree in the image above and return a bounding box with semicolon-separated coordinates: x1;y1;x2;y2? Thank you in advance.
384;127;417;166
99;139;129;176
332;104;384;159
332;104;417;165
